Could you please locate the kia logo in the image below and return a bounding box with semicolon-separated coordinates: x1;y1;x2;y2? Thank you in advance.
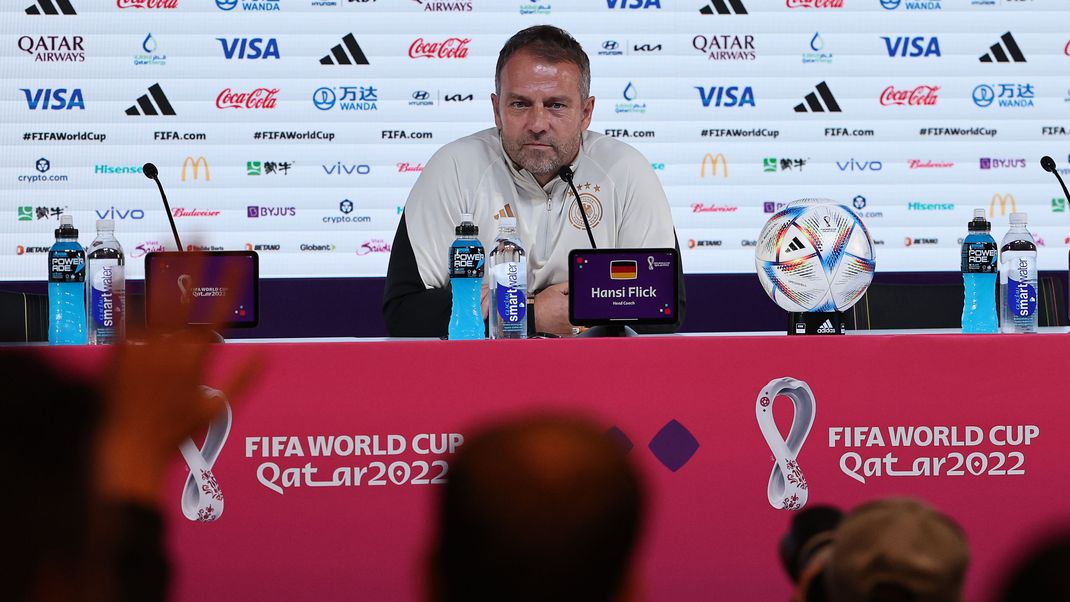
412;90;430;101
603;40;619;51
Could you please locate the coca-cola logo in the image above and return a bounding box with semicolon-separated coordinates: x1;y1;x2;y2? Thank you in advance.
397;162;424;173
786;0;843;7
172;208;221;218
216;87;279;110
691;203;739;213
880;85;939;106
357;239;392;255
117;0;179;8
408;37;471;59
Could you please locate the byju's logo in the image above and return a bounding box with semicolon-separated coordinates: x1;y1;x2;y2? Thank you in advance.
979;32;1026;63
607;0;661;8
794;82;841;112
25;0;77;14
18;35;84;62
218;38;280;59
979;158;1026;169
692;35;756;61
247;206;296;218
756;378;815;511
696;86;755;107
125;83;175;116
215;0;279;10
699;0;746;14
881;36;940;57
880;0;941;10
21;88;84;110
972;83;1035;109
312;85;378;111
320;34;370;65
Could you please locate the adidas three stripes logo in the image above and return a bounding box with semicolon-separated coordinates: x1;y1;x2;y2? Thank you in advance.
25;0;76;14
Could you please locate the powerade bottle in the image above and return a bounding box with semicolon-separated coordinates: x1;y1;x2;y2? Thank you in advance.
488;217;528;339
48;215;87;345
961;209;998;334
86;219;126;345
447;213;485;340
999;212;1038;334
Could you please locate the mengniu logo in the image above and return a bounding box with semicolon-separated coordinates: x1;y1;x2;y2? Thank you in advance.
18;36;85;62
117;0;179;8
880;0;941;10
696;86;755;107
216;0;280;10
409;37;471;59
699;0;747;14
320;34;369;65
882;36;940;57
880;85;939;107
607;0;661;8
181;156;210;182
700;152;727;177
990;193;1017;217
979;32;1026;63
786;0;843;8
313;86;378;111
125;83;175;116
25;0;77;13
22;88;84;110
216;87;279;110
218;38;280;59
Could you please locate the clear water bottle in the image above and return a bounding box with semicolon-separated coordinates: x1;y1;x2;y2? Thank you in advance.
86;219;126;344
48;215;87;345
489;217;528;339
961;209;998;334
999;212;1038;334
447;213;485;340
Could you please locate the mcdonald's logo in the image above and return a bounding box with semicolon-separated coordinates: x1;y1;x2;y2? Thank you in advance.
181;156;210;182
990;193;1016;216
700;152;727;177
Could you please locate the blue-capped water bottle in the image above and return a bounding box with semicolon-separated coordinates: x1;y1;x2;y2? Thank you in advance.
448;213;485;340
999;212;1038;334
48;214;88;345
961;209;998;333
489;217;527;339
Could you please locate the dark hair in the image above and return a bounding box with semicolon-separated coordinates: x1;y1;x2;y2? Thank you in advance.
495;25;591;99
999;534;1070;601
434;415;643;602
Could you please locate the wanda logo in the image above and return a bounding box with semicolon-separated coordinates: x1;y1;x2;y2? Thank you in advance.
217;88;279;110
880;85;939;106
786;0;843;7
117;0;179;7
408;37;471;59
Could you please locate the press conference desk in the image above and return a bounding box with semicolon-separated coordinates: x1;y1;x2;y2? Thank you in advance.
25;331;1070;601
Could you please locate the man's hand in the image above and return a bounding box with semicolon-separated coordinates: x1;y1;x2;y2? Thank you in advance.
534;282;574;336
481;282;490;320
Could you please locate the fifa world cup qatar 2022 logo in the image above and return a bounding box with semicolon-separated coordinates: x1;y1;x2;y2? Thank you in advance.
178;386;233;522
756;378;815;511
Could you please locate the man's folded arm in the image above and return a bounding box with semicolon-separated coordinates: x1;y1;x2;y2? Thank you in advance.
383;213;451;337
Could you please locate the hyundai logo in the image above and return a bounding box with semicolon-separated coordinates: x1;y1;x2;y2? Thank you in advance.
216;0;238;10
603;40;619;51
313;87;337;111
412;90;430;101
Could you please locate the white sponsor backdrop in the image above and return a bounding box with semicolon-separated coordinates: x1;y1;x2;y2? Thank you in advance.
2;0;1069;280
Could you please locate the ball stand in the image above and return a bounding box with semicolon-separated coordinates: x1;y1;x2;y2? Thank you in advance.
788;311;846;335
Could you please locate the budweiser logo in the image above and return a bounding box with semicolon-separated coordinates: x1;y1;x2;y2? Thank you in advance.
172;208;221;218
880;85;939;106
691;203;738;213
408;37;471;59
909;160;954;169
786;0;843;7
117;0;179;7
397;162;424;173
217;88;279;110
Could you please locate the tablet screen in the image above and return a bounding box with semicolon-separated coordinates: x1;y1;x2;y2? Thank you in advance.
569;249;678;326
145;251;259;329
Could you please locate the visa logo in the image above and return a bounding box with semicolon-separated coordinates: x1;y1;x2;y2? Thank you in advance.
21;88;84;110
606;0;661;8
696;86;755;108
881;36;941;57
95;207;145;220
217;38;281;60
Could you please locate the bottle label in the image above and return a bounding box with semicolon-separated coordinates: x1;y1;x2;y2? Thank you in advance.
493;262;527;325
91;262;123;328
449;243;484;278
1006;256;1037;318
961;242;997;273
49;248;85;283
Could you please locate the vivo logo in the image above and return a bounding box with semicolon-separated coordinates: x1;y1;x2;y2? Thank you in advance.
322;162;371;175
217;38;280;59
836;159;883;171
881;36;940;57
21;88;84;110
95;207;145;220
696;86;755;107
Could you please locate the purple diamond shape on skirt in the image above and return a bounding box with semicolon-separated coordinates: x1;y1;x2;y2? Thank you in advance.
648;419;699;472
606;426;633;453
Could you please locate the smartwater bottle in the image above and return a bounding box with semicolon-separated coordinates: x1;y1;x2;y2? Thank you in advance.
961;209;998;334
48;215;87;345
86;219;126;344
448;213;485;340
489;217;528;339
999;212;1038;334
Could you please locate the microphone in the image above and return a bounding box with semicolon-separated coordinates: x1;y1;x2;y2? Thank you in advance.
558;165;596;248
1041;155;1070;208
143;162;184;252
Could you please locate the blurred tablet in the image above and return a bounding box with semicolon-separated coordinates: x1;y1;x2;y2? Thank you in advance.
145;251;259;329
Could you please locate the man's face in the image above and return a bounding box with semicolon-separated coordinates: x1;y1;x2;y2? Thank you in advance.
493;50;594;185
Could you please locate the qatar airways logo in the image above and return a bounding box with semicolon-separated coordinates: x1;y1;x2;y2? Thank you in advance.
880;85;939;107
117;0;179;7
786;0;842;7
216;87;279;110
408;37;471;59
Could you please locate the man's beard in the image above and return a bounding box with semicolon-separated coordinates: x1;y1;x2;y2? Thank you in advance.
506;135;579;179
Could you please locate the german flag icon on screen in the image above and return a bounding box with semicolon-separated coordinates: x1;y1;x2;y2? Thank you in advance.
610;260;638;280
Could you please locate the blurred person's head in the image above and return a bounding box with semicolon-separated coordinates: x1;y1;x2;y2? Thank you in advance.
1;350;102;601
998;532;1070;601
781;505;844;602
825;498;969;602
429;414;644;602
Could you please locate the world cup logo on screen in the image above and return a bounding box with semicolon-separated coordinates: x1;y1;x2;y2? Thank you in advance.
755;377;815;511
179;386;233;522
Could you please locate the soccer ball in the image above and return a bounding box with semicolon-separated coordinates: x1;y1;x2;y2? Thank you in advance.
755;199;876;313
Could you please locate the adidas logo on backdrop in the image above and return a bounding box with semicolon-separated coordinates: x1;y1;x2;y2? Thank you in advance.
794;81;841;112
320;34;370;65
699;0;747;14
978;32;1026;63
125;83;176;116
25;0;76;14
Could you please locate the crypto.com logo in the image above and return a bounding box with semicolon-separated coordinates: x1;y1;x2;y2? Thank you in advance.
179;388;231;522
756;377;815;511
